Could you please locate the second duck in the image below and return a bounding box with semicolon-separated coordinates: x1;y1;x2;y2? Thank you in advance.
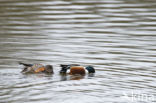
60;64;95;75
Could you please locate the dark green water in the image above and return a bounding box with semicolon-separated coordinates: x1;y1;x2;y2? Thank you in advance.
0;0;156;103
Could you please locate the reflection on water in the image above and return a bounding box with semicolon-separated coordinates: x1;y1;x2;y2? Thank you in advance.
0;0;156;103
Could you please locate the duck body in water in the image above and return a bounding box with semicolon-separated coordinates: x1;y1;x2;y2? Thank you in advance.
60;64;95;75
19;62;53;74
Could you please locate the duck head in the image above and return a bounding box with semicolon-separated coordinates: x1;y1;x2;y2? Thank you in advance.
85;66;95;73
44;65;53;74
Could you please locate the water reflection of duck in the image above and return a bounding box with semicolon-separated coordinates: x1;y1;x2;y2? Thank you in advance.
19;62;53;74
60;74;85;81
60;64;95;75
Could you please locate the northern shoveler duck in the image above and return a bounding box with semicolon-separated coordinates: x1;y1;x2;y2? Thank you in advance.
19;62;53;74
60;64;95;75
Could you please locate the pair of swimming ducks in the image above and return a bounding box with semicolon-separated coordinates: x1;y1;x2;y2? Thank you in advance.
19;62;95;75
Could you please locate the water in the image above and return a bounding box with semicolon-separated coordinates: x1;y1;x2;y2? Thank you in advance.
0;0;156;103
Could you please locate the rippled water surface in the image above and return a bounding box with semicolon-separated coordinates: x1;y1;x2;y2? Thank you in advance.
0;0;156;103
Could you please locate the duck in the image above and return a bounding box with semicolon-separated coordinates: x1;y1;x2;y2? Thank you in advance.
19;62;53;74
60;64;95;75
